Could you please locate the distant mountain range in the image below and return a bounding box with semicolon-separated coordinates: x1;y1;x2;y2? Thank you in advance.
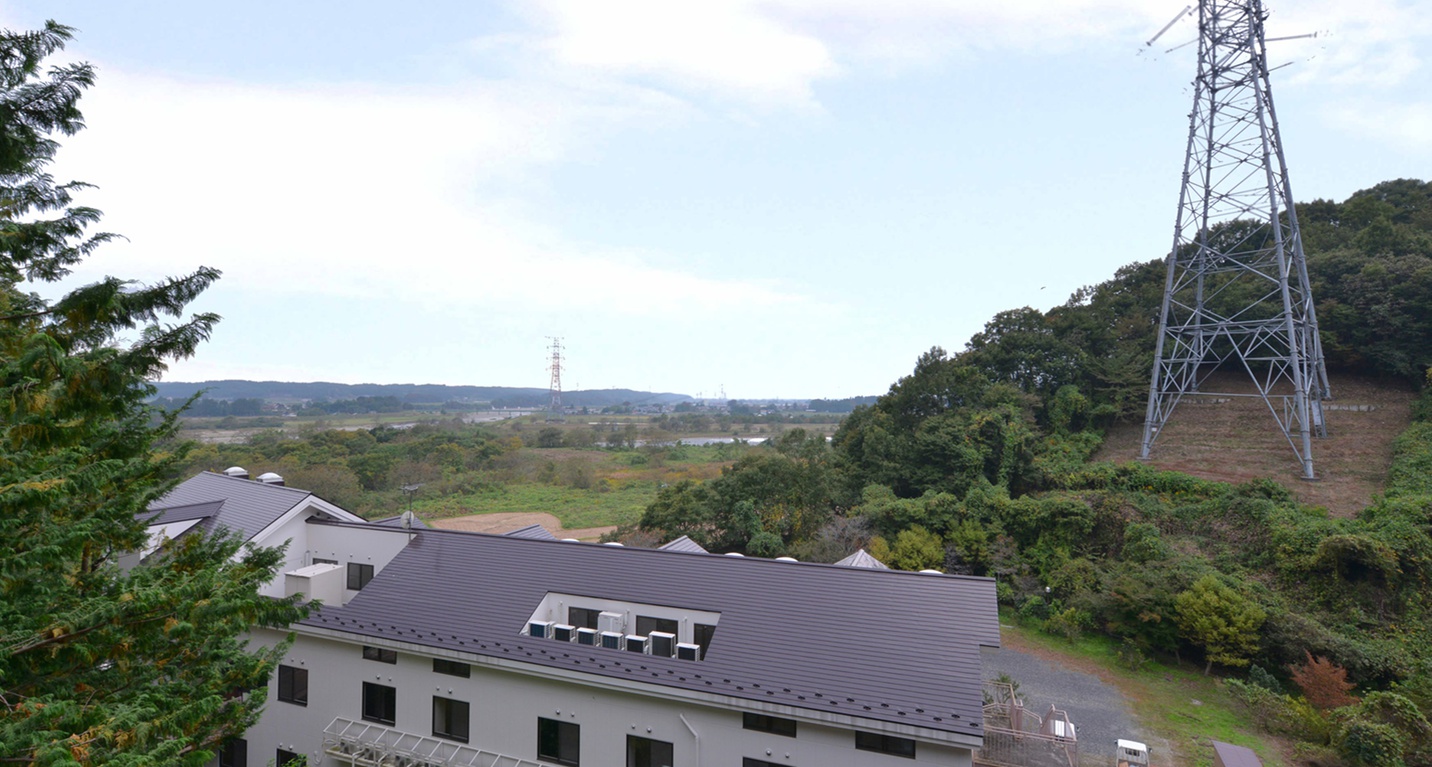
149;380;692;409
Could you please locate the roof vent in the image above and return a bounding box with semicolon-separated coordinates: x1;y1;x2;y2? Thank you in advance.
603;542;624;547
724;552;744;558
919;569;943;574
256;472;285;486
775;556;798;562
562;538;580;542
223;466;249;479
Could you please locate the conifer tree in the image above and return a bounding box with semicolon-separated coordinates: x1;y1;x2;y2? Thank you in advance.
0;22;305;765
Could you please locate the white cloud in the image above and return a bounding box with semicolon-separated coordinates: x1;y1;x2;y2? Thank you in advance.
50;70;814;318
1326;101;1432;154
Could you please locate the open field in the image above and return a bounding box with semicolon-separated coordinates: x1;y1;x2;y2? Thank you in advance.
1096;373;1415;516
430;511;615;540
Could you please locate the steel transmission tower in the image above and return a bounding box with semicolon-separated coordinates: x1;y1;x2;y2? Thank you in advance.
547;337;564;415
1141;0;1330;479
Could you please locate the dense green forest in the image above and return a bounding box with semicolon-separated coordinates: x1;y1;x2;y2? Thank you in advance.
629;179;1432;766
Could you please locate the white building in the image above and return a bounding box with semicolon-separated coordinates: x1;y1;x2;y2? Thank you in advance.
145;471;1001;767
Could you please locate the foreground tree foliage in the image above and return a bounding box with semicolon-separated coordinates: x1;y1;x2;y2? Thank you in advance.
0;23;304;764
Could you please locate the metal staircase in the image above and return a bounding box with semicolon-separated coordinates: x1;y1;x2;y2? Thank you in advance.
323;717;551;767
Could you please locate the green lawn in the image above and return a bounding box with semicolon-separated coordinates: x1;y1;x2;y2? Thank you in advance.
416;481;658;530
998;609;1289;767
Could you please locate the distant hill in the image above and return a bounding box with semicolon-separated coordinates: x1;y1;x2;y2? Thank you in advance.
149;380;692;409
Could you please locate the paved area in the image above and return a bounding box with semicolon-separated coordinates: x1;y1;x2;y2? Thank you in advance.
981;645;1152;766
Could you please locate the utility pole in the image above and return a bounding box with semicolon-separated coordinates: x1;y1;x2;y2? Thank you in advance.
547;337;564;420
1141;0;1329;479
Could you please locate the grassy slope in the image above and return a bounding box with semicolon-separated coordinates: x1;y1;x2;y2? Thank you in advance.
1095;373;1416;517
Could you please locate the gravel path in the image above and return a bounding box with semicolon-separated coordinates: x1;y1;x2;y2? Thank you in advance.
981;645;1153;766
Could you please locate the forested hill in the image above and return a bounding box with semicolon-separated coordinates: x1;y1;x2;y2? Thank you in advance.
149;380;691;409
634;179;1432;765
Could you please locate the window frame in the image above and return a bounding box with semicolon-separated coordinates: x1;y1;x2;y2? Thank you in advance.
432;695;471;743
635;615;678;638
218;738;247;767
854;731;916;759
693;623;716;660
742;760;782;767
362;645;397;664
275;748;303;767
433;658;470;678
361;681;397;725
742;712;796;737
625;734;674;767
568;606;600;629
276;664;308;707
537;717;581;766
347;562;374;590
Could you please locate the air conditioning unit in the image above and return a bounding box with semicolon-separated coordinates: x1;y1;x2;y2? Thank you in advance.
576;628;598;646
648;631;676;658
600;631;623;650
625;635;649;654
676;642;701;661
552;623;576;642
528;620;554;639
598;611;625;635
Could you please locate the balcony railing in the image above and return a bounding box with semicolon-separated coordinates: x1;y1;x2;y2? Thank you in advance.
322;717;550;767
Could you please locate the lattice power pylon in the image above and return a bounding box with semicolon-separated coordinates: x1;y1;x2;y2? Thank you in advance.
1140;0;1330;479
546;337;564;415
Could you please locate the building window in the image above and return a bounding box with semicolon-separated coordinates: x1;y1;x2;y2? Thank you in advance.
433;658;470;678
275;749;304;766
432;696;470;743
277;665;308;706
568;606;600;629
362;646;397;664
855;732;916;759
626;735;673;767
538;717;580;766
743;760;782;767
362;682;397;725
635;616;678;638
313;557;338;565
218;739;246;767
742;713;796;737
347;562;374;590
693;623;716;660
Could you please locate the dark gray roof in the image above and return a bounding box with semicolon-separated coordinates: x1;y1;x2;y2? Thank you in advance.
148;471;313;542
835;548;890;569
372;514;429;530
657;534;708;553
504;523;557;540
303;525;999;738
144;500;225;526
1212;741;1263;767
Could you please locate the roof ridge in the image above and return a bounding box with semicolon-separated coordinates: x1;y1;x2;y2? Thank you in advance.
199;470;314;496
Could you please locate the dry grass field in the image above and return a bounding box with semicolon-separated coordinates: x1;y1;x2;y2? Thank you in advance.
1095;373;1416;517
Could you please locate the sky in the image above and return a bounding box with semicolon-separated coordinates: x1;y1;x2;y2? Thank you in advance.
3;1;1429;399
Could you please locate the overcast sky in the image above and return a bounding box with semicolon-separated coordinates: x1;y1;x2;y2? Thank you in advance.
4;1;1429;399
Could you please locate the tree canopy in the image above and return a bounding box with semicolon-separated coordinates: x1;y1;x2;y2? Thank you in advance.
0;22;303;765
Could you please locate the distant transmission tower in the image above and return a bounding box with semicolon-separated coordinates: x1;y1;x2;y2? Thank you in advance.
1141;0;1330;479
546;337;564;416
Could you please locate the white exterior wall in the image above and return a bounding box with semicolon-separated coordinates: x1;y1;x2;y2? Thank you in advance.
237;629;975;767
253;517;412;600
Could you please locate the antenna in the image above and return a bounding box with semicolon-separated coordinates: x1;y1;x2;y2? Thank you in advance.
1140;0;1330;479
547;337;564;418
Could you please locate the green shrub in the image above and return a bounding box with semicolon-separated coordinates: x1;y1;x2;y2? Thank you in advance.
1338;719;1406;767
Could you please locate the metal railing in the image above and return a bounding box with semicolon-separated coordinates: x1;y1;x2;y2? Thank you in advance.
322;717;551;767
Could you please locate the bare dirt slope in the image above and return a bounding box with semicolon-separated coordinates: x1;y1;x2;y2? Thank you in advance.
430;512;616;541
1095;374;1415;517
